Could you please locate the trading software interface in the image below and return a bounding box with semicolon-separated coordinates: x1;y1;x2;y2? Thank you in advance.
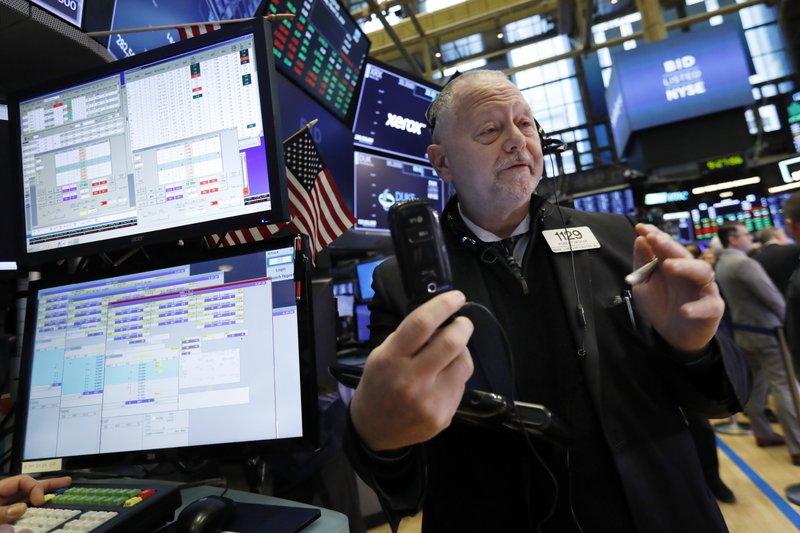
21;244;303;462
18;32;273;255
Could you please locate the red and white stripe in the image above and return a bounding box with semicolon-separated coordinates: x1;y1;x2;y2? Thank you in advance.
177;23;221;41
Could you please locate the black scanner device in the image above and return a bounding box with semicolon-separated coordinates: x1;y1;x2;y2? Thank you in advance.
176;495;236;533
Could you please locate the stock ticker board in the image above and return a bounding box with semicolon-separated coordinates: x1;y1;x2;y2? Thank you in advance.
268;0;370;122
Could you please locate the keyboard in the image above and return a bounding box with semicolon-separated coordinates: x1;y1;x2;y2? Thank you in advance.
11;482;181;533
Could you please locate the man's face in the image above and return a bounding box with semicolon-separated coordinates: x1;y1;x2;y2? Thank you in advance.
728;225;754;252
427;79;544;217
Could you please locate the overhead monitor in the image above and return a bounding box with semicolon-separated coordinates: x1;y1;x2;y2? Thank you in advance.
353;151;446;233
767;192;794;230
31;0;85;28
691;194;772;241
352;60;441;162
605;23;753;157
778;155;800;184
102;0;263;60
267;0;370;124
659;211;694;244
572;186;637;217
12;235;318;475
789;90;800;153
10;19;288;266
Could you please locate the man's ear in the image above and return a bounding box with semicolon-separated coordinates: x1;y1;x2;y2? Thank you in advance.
427;143;451;183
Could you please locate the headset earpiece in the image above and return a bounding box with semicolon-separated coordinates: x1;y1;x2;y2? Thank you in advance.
534;119;567;155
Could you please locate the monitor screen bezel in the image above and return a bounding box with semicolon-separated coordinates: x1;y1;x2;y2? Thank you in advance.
9;18;289;267
11;233;319;475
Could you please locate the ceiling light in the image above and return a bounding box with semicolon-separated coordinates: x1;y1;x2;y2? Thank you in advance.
691;176;761;195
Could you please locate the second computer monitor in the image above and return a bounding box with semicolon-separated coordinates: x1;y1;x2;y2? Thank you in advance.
353;151;446;233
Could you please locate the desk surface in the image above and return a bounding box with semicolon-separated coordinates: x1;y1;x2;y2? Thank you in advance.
177;485;349;533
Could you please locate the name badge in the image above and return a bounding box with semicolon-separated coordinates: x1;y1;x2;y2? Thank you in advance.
542;226;601;253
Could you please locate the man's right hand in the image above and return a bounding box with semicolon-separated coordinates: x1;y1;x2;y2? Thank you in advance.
350;291;474;451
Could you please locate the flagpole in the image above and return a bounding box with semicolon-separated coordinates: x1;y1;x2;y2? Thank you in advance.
85;14;295;38
283;119;319;144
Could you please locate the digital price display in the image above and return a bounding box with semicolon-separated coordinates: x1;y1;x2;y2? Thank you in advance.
691;194;772;240
268;0;370;123
573;188;636;216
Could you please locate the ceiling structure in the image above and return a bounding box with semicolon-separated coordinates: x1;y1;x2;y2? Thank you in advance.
348;0;766;82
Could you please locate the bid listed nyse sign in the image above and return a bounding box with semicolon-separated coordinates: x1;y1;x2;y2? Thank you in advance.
663;55;705;102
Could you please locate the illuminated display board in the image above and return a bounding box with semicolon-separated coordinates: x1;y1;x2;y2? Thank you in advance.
353;151;445;232
105;0;262;60
268;0;370;123
572;187;636;216
605;24;753;157
644;190;690;206
31;0;84;28
788;91;800;153
691;194;772;240
779;155;800;184
353;61;441;162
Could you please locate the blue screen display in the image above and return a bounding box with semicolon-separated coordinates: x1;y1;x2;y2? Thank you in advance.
106;0;262;59
353;151;445;232
605;23;753;156
573;188;636;216
353;62;440;163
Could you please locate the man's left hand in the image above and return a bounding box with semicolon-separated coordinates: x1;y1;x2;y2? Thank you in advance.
630;223;724;353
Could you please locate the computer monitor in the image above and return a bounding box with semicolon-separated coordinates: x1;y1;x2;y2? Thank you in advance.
0;105;20;275
99;0;263;59
691;193;772;241
659;210;694;244
767;192;795;230
355;257;386;301
266;0;370;125
12;234;318;474
10;18;288;266
354;302;370;344
353;150;446;233
572;186;637;216
352;59;441;162
30;0;84;28
787;90;800;153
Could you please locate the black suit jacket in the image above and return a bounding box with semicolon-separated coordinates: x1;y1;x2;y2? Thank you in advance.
345;196;751;532
754;243;800;295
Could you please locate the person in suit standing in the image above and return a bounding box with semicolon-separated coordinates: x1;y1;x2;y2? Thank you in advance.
344;69;750;532
715;222;800;463
782;193;800;367
754;226;800;295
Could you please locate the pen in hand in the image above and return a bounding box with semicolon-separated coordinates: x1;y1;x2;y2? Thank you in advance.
625;257;660;286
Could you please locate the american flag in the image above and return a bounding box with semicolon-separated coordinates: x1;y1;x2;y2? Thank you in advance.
208;128;355;262
176;23;221;41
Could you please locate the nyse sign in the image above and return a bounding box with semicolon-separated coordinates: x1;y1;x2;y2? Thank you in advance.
32;0;84;27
